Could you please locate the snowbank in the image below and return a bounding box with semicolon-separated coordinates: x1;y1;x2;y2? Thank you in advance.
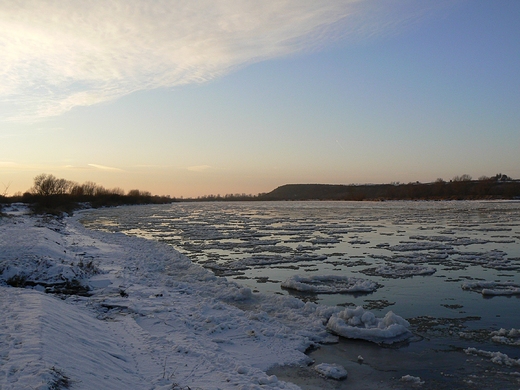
281;275;378;294
326;306;412;344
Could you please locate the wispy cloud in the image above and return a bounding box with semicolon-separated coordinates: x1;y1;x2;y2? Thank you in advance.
0;1;448;121
88;164;123;172
187;165;213;172
0;161;17;167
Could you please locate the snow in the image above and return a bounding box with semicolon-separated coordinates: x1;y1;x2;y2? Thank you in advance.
364;264;436;278
313;363;348;380
464;348;520;367
208;253;328;273
308;237;340;245
1;206;359;389
326;306;412;344
400;375;424;386
409;235;488;246
461;280;520;295
491;328;520;346
386;242;452;252
455;250;516;270
0;288;153;389
281;275;379;294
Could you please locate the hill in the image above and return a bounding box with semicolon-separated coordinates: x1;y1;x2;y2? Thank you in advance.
260;179;520;201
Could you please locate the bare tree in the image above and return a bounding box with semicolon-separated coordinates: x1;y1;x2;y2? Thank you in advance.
109;187;125;196
1;182;11;197
94;186;109;196
32;174;73;196
127;189;141;197
82;181;98;196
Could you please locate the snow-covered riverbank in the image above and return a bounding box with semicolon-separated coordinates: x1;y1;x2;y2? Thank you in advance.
1;205;411;389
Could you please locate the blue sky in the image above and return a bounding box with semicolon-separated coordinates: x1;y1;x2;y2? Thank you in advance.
1;1;519;197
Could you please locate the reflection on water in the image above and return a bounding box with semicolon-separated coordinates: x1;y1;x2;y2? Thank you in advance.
80;201;520;389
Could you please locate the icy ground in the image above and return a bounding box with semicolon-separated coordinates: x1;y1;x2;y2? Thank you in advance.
0;205;412;390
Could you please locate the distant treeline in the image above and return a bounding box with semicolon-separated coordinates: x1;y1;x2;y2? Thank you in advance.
189;174;520;202
0;173;174;215
2;173;519;214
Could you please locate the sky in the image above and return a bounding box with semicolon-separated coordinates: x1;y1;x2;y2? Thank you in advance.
1;0;519;198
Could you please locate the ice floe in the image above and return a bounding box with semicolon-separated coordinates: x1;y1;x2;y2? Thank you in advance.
491;328;520;346
362;264;436;278
464;348;520;367
410;235;488;246
400;375;424;386
313;363;348;380
387;242;453;252
400;375;424;387
206;254;328;275
326;306;412;344
461;281;520;295
281;275;379;294
308;237;341;245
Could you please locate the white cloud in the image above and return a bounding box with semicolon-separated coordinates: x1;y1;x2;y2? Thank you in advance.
0;0;448;121
88;164;123;172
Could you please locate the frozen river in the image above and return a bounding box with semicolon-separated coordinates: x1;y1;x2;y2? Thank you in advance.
80;200;520;389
